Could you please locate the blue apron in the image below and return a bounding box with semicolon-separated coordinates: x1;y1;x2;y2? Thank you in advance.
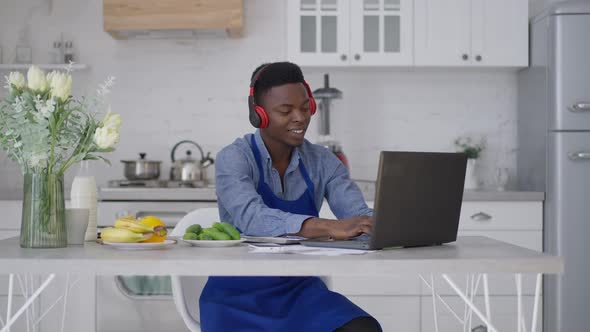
199;135;378;332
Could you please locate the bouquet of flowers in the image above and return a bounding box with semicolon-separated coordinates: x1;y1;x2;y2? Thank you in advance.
454;136;485;159
0;65;121;247
0;65;120;174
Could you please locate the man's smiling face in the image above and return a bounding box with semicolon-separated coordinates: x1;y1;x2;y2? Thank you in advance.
260;82;311;148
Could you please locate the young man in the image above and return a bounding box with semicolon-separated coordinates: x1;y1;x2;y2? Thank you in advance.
199;62;381;332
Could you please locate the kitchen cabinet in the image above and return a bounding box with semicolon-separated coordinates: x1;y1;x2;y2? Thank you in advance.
287;0;413;66
414;0;528;67
97;201;216;228
103;0;244;39
319;198;543;331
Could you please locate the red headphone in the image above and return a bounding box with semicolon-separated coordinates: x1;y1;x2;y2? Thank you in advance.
248;65;317;128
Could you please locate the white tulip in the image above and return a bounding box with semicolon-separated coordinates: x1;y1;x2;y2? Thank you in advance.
27;66;48;92
6;72;26;89
100;110;122;131
46;71;55;83
93;126;120;149
48;71;72;101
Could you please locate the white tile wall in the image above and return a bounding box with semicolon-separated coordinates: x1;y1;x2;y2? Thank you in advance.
1;0;520;199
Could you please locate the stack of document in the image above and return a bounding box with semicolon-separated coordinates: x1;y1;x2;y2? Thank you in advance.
247;243;374;256
242;235;305;245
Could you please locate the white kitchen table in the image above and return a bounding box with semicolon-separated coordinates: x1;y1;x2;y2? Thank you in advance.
0;236;562;332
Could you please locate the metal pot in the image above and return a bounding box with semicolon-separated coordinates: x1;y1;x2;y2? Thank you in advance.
170;140;214;183
121;153;162;180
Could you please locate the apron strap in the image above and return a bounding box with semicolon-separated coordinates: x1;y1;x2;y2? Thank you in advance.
250;135;266;183
298;160;315;198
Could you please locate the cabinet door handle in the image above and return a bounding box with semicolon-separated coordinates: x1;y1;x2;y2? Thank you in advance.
475;55;482;61
340;54;347;61
462;54;469;61
569;103;590;113
470;212;492;221
568;152;590;161
354;54;361;61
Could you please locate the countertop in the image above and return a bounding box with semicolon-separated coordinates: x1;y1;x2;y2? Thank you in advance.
97;182;545;202
0;182;545;202
0;236;562;275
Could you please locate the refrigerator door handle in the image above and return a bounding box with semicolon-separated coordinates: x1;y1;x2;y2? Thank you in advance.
568;102;590;113
568;152;590;161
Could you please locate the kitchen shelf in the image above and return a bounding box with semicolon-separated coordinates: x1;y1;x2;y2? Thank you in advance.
0;64;89;71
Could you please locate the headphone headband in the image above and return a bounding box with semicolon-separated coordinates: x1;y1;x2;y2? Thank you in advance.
250;64;270;89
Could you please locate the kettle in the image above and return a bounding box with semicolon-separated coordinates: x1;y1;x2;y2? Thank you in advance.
170;140;214;183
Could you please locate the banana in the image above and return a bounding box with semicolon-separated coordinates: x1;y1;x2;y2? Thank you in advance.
101;227;153;243
114;218;154;233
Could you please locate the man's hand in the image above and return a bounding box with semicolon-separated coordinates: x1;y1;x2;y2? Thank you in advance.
328;216;373;240
295;216;373;240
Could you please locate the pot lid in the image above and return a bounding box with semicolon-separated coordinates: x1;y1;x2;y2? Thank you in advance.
121;153;162;163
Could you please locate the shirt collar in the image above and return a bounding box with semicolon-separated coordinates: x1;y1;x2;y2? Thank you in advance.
254;130;301;173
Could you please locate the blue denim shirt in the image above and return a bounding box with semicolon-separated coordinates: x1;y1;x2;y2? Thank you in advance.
215;130;373;236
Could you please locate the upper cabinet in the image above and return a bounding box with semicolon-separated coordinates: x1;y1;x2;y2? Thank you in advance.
287;0;414;66
103;0;244;39
414;0;529;67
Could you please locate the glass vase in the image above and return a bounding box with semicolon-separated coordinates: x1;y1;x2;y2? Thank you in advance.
20;172;67;248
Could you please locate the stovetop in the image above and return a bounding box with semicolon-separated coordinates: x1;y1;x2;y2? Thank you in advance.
107;179;207;188
100;180;217;201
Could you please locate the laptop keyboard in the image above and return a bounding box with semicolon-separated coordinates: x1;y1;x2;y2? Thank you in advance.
351;233;371;242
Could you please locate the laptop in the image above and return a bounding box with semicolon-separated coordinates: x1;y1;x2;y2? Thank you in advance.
302;151;467;250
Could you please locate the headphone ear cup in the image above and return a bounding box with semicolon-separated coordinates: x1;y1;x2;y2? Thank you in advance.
254;105;269;128
309;97;317;115
249;108;261;128
248;95;261;128
302;81;317;115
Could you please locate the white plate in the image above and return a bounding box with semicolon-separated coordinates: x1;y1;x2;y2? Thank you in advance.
180;239;246;247
102;239;176;250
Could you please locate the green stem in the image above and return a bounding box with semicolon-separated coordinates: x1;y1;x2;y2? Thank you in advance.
48;134;56;174
48;111;58;174
58;119;94;175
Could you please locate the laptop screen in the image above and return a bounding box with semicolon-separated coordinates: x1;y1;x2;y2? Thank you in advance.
370;151;467;248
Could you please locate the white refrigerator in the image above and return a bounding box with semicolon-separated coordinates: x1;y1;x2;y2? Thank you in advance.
518;1;590;331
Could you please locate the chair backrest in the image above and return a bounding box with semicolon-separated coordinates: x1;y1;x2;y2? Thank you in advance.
170;207;220;237
171;207;221;332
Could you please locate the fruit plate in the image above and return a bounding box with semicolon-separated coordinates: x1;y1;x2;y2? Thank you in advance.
180;239;246;248
101;239;176;250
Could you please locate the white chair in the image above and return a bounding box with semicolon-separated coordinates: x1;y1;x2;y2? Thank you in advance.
170;208;220;332
170;207;333;332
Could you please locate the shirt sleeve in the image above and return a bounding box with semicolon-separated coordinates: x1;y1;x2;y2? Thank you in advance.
215;145;314;236
323;153;373;219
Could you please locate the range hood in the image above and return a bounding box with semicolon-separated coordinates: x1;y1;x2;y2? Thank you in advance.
103;0;243;39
